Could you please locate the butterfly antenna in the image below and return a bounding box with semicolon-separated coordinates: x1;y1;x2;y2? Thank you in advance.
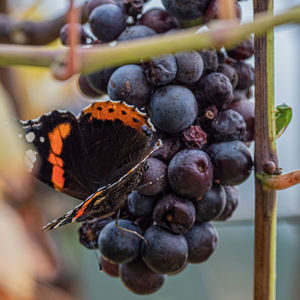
114;210;148;247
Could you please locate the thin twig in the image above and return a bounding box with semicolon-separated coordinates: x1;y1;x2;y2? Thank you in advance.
257;170;300;191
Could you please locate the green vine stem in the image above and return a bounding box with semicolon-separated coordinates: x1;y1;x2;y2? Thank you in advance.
253;0;277;299
0;5;298;77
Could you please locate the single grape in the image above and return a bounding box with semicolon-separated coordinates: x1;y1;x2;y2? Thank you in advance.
227;36;254;60
85;0;117;15
175;51;204;84
216;185;239;220
107;64;151;108
89;4;126;42
217;63;239;89
194;72;233;110
78;218;112;249
150;137;182;163
185;222;218;263
210;109;246;141
118;25;156;42
148;85;198;133
233;61;254;90
195;185;226;221
153;193;196;234
86;67;116;94
77;74;103;98
59;23;88;45
138;8;180;33
168;149;213;198
182;125;207;149
161;0;211;21
99;256;119;277
137;157;167;196
120;258;166;295
144;54;177;86
227;100;255;141
127;190;157;217
141;225;188;274
199;49;219;73
98;219;142;264
206;140;253;185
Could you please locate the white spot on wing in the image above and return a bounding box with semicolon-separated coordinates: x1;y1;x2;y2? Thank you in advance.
40;136;45;143
25;132;36;143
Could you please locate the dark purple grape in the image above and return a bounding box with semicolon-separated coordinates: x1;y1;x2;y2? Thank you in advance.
144;54;177;86
59;23;89;45
127;190;157;217
227;100;255;141
168;149;213;198
78;218;112;249
153;193;196;234
98;219;142;264
89;4;126;42
99;256;119;277
137;158;167;196
138;8;180;33
107;64;151;108
77;74;103;98
182;125;207;149
85;0;117;15
150;137;182;163
148;85;198;133
216;185;239;220
161;0;211;21
217;63;238;89
195;72;233;110
141;225;188;274
86;67;116;94
118;25;156;42
227;36;254;60
233;61;254;90
195;185;226;221
210;109;246;141
185;222;218;263
232;89;249;102
175;51;204;84
199;49;219;74
206;140;253;185
120;258;166;295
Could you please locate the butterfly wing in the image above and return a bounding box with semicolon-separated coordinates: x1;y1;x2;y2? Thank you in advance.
21;100;158;229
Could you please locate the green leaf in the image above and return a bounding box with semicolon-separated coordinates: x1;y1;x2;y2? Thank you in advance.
275;103;292;138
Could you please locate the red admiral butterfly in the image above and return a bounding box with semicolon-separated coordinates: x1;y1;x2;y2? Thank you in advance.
20;100;160;231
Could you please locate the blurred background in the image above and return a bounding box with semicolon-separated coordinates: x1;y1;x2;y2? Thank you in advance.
0;0;300;299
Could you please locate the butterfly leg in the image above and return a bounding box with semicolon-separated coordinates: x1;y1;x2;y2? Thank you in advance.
114;210;148;246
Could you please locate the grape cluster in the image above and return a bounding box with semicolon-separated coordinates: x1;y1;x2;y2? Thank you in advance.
65;0;255;295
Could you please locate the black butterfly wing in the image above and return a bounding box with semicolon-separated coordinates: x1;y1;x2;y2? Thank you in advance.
21;100;158;229
21;110;94;200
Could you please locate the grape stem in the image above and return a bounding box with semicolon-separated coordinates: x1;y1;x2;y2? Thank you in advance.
257;170;300;191
0;5;298;78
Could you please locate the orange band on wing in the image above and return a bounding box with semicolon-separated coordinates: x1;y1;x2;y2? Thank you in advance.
81;101;152;133
48;153;64;167
48;123;71;155
52;165;65;189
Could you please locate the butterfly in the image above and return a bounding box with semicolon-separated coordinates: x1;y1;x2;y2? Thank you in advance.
20;100;160;231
